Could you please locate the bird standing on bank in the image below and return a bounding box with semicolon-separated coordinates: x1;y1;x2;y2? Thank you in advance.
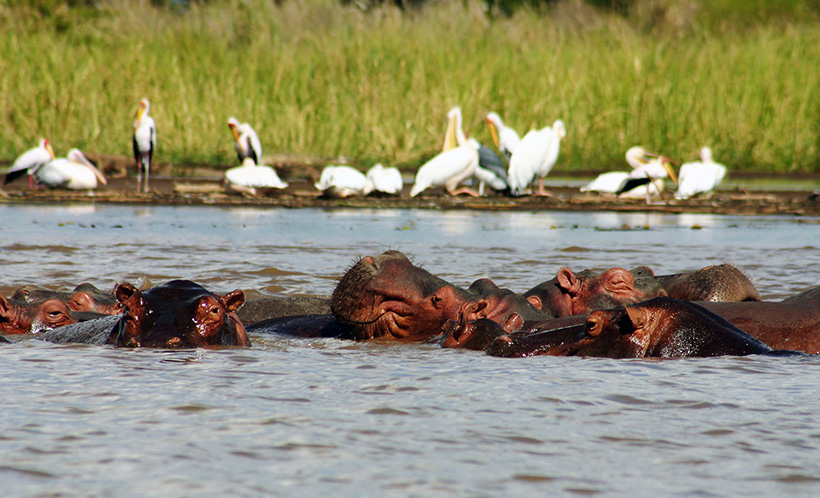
133;99;157;193
227;117;262;165
675;147;727;200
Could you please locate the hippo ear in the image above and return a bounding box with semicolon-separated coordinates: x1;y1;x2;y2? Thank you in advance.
625;306;647;331
219;289;245;313
0;293;10;316
556;268;579;294
115;282;140;304
461;300;489;322
586;313;605;337
228;312;251;347
526;295;542;310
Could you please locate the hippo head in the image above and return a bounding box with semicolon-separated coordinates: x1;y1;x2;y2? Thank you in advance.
112;280;249;348
67;290;123;315
331;250;469;340
0;294;78;335
526;267;655;317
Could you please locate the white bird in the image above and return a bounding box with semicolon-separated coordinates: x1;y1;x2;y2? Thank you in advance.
410;106;479;197
227;117;262;165
507;119;566;196
675;147;727;200
315;165;372;198
616;146;678;204
224;158;288;195
133;98;157;193
442;107;507;195
4;139;56;187
580;171;631;194
36;149;107;190
364;163;403;195
485;112;520;161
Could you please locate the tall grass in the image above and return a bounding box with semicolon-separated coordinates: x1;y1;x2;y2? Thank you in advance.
1;0;818;174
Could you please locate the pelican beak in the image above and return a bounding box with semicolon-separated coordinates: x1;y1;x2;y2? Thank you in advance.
134;106;145;133
80;155;108;185
486;120;500;149
662;159;678;185
228;123;240;144
442;114;458;152
45;142;56;160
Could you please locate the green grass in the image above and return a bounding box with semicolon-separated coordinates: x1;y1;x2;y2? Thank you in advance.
1;0;818;174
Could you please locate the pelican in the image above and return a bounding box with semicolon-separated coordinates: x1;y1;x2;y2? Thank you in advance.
580;171;630;194
364;163;403;195
441;107;507;195
227;117;262;165
507;119;566;197
224;157;288;195
485;112;520;161
315;165;372;198
4;139;55;187
36;149;107;190
133;98;157;193
675;147;727;200
410;106;479;197
616;146;678;204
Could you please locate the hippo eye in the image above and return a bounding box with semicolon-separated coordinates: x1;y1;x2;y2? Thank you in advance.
431;296;441;305
209;306;220;315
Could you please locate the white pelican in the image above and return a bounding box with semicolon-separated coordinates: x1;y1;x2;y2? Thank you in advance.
580;171;630;194
410;106;479;197
227;117;262;165
224;157;288;195
36;149;107;190
675;147;727;200
315;165;372;198
133;98;157;193
364;163;403;195
485;112;520;161
4;139;56;187
507;119;566;196
442;107;507;195
616;146;678;203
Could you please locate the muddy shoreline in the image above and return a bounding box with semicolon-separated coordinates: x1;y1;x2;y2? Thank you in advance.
2;161;819;216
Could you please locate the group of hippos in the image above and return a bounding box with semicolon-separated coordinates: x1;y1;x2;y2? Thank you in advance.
2;249;819;358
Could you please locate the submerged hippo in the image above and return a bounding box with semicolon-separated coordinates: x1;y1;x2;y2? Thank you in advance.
42;280;249;348
488;297;779;359
259;250;549;341
781;286;820;307
0;293;84;335
523;266;656;318
11;283;122;314
634;264;760;302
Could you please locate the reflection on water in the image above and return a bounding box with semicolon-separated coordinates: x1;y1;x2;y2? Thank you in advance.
1;204;820;497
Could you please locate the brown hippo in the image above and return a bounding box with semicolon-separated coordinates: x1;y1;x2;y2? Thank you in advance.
42;280;249;348
327;250;552;341
11;283;122;315
487;297;779;358
781;286;820;307
698;301;820;353
236;296;331;326
0;294;82;335
634;264;760;302
523;267;655;318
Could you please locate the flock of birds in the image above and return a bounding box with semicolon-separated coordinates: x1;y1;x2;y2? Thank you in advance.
3;100;727;202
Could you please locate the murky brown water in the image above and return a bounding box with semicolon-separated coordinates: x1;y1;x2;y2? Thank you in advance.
2;204;820;496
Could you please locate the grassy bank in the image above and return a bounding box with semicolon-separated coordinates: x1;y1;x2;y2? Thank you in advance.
1;0;818;174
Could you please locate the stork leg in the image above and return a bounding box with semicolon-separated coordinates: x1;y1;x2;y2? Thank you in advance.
534;178;554;197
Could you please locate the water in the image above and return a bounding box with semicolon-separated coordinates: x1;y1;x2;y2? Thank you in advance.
1;204;820;497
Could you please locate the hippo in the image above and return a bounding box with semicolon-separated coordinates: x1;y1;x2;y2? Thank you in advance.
698;301;820;353
41;280;249;348
0;293;83;335
236;296;331;326
523;267;655;318
271;250;549;341
487;297;780;359
634;264;760;302
11;283;122;315
781;286;820;307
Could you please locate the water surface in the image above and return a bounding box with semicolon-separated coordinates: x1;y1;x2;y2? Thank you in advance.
1;204;819;497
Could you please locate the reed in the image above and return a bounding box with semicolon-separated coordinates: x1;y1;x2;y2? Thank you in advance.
1;0;818;174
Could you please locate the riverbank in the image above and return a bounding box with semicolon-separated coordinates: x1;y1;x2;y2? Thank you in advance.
2;171;818;216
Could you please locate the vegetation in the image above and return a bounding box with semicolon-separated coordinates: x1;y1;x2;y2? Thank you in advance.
1;0;818;174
